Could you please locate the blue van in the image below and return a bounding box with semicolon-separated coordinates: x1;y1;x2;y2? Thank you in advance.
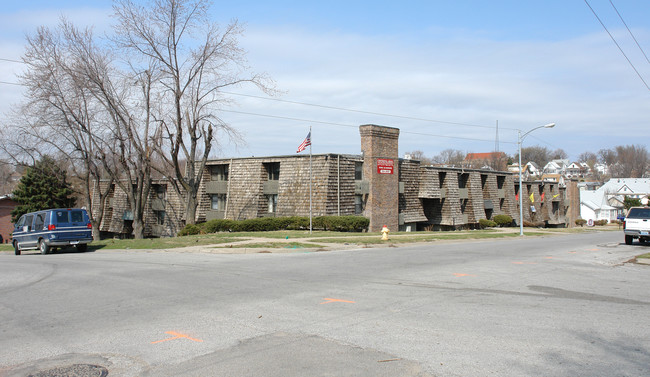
12;208;93;255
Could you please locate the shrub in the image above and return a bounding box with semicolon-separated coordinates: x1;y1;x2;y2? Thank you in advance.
479;219;497;229
178;224;201;236
314;216;370;232
594;219;608;226
184;215;370;234
523;220;545;228
493;214;514;227
575;219;587;227
202;219;235;233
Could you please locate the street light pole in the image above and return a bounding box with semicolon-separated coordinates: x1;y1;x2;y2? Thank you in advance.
518;123;555;236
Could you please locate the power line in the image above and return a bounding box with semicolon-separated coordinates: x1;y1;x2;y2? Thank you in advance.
222;109;515;144
0;58;22;63
584;0;650;91
221;91;512;130
2;55;507;131
609;0;650;65
0;76;513;144
0;80;22;86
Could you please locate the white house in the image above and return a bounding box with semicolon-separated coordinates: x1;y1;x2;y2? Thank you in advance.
507;161;541;180
593;163;609;176
580;178;650;222
543;159;569;175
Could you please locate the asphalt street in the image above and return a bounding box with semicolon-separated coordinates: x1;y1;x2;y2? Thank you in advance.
0;231;648;376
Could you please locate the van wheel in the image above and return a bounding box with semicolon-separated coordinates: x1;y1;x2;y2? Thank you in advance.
625;235;633;245
39;240;50;255
76;244;88;253
14;242;21;256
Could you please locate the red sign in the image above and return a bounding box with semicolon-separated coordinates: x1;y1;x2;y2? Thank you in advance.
377;159;394;174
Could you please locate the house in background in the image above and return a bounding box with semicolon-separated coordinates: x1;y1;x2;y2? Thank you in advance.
463;152;508;171
565;162;589;179
580;178;650;222
543;159;569;176
0;195;18;243
507;161;541;180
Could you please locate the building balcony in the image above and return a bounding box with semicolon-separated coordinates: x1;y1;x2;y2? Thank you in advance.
206;181;228;194
263;180;279;194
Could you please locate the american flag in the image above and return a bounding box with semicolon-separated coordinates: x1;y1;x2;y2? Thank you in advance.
296;131;311;153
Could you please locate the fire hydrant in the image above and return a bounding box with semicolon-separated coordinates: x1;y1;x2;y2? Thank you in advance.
381;225;390;241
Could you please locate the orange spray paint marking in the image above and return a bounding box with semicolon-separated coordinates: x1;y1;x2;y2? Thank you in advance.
151;331;203;344
544;256;554;259
320;298;356;305
453;273;476;277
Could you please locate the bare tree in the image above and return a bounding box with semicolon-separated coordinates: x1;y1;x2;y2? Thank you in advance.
8;23;116;240
0;161;18;194
6;19;158;239
598;148;617;167
112;0;275;224
405;150;433;165
432;149;465;167
550;148;568;160
578;151;598;166
517;146;552;170
611;145;649;178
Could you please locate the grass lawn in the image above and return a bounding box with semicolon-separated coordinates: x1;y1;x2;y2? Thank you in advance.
214;241;325;249
0;224;621;252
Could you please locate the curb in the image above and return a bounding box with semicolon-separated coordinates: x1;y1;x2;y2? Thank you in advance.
636;257;650;265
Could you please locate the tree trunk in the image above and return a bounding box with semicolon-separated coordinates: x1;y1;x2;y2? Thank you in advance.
132;216;145;239
91;224;101;241
185;193;198;225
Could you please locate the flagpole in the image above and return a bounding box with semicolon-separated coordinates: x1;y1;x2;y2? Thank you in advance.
309;126;313;234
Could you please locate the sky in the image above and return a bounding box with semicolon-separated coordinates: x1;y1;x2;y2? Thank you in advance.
1;0;649;162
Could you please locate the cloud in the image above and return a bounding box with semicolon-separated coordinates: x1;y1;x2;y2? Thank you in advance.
1;9;647;161
224;24;650;159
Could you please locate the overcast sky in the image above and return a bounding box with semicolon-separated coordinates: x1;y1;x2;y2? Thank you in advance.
1;0;648;161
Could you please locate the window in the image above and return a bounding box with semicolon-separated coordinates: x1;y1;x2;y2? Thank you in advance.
34;213;45;230
265;163;280;180
154;210;165;225
56;211;69;224
210;165;229;181
496;176;505;189
438;172;446;188
153;184;167;199
355;162;363;180
211;194;227;211
355;195;365;215
481;175;488;189
267;194;278;213
458;173;469;189
70;210;84;223
460;199;468;214
24;215;34;231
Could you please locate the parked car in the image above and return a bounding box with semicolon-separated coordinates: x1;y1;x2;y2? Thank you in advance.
12;208;93;255
623;206;650;245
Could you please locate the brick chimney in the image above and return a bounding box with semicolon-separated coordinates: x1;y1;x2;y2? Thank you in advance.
359;125;400;232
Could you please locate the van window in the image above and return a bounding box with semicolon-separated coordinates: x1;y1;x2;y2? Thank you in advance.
16;216;25;228
34;213;46;230
24;215;34;231
56;211;70;224
70;210;84;223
